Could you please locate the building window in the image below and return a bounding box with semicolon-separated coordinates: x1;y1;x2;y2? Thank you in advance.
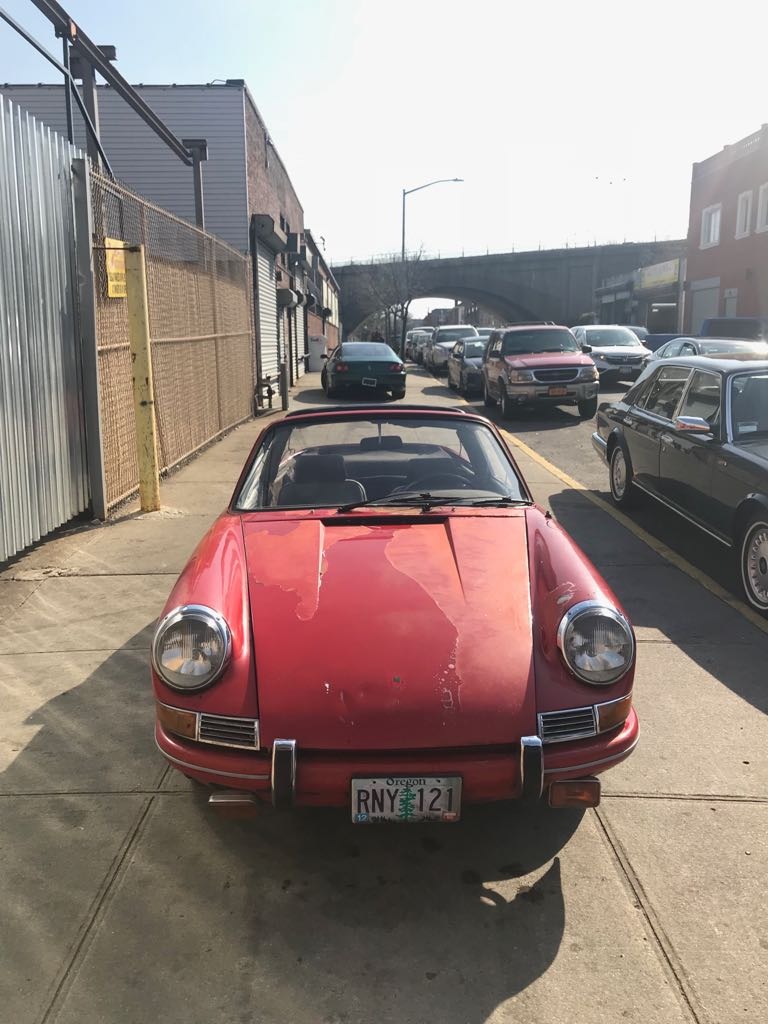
735;191;753;239
757;183;768;233
700;203;722;248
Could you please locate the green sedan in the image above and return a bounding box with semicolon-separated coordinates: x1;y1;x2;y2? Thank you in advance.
321;342;407;399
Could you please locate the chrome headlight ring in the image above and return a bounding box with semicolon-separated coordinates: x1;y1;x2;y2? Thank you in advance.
557;600;635;686
152;604;232;692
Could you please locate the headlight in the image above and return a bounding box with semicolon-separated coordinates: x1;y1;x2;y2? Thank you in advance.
152;605;232;691
508;369;535;383
557;601;634;686
578;365;599;381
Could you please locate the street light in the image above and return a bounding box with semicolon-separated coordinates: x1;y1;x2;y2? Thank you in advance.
401;177;463;262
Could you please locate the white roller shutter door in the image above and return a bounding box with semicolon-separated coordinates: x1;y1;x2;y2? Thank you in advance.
256;241;279;382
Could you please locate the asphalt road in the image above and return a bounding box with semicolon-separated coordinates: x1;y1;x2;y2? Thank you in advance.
1;364;766;1024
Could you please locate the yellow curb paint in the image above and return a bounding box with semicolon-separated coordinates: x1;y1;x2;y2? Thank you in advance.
499;427;768;638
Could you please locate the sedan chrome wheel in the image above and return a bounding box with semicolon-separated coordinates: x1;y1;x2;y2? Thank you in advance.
610;448;627;498
741;520;768;611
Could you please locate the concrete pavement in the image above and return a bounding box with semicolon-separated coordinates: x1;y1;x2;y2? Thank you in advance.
1;367;765;1023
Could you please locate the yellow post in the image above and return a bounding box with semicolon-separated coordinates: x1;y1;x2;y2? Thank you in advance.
125;244;161;511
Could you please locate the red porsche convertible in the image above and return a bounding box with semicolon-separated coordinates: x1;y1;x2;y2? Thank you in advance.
151;405;638;821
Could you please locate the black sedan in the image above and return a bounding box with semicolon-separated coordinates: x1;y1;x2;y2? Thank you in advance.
446;338;488;395
321;342;407;399
592;356;768;612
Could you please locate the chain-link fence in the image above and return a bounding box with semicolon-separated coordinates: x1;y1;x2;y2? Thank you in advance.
90;172;255;508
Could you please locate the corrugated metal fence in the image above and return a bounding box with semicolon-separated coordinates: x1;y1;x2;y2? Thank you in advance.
90;173;255;508
0;96;89;562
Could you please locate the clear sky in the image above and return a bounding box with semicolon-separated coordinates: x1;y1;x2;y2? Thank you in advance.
2;0;766;316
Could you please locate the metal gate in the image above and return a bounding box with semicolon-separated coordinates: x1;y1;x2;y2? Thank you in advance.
0;96;90;562
295;296;306;378
255;240;279;384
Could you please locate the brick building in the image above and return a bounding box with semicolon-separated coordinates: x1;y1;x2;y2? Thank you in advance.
684;125;768;333
1;80;340;394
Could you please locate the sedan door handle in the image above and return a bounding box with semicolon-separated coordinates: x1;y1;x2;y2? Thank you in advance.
660;433;675;446
716;457;728;468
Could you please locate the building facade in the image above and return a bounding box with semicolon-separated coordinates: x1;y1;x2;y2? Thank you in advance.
684;125;768;333
305;231;341;350
1;81;339;396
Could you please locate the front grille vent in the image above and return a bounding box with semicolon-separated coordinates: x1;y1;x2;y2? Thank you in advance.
538;706;596;744
533;368;579;383
199;713;260;749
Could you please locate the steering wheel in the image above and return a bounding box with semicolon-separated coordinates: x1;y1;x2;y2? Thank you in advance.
405;472;474;491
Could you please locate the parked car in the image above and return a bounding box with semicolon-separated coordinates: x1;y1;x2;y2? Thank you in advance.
475;327;495;340
482;323;599;419
572;325;652;383
446;337;488;394
404;330;418;360
425;325;480;373
412;330;432;364
700;316;768;342
321;342;406;399
152;404;638;818
592;356;768;612
647;337;768;362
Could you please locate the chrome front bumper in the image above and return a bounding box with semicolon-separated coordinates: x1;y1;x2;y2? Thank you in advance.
504;381;598;404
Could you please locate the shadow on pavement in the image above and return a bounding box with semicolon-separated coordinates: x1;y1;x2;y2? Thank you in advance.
547;488;768;716
1;630;581;1023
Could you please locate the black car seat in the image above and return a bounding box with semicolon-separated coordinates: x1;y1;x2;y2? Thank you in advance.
279;454;367;506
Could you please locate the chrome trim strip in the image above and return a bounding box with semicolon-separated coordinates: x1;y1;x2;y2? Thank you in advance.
520;735;544;801
543;735;639;775
154;737;270;781
271;738;297;808
632;480;732;547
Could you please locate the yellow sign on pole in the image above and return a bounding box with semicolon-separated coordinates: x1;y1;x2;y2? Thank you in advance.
105;237;127;298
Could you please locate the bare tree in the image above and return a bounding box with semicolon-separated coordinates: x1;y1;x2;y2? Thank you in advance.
356;251;426;356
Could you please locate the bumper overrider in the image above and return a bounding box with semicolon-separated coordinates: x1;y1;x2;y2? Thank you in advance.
155;706;638;809
504;380;598;406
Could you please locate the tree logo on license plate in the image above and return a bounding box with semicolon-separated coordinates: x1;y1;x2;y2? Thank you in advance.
398;786;416;821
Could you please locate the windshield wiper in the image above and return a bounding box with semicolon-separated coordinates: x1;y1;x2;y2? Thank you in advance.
338;491;467;513
463;496;532;507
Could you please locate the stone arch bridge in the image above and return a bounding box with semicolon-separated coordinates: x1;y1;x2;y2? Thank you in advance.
333;241;686;334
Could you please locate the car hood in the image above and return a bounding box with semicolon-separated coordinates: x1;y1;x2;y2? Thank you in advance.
503;351;592;369
591;345;651;359
464;356;483;369
241;514;536;750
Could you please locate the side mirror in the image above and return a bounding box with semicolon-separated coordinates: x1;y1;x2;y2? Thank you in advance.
674;416;712;434
581;344;592;354
321;353;328;360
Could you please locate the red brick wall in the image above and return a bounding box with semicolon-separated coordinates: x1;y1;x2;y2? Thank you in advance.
243;95;303;233
685;134;768;330
307;311;338;349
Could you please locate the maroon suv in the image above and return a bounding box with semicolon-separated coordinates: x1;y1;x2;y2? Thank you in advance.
482;324;599;419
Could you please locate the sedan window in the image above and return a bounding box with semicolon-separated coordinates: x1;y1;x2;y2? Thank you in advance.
640;366;691;419
679;370;721;428
731;373;768;438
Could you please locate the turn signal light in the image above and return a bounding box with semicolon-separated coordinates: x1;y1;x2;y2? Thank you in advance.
389;363;405;372
156;702;198;739
548;777;601;808
595;692;633;734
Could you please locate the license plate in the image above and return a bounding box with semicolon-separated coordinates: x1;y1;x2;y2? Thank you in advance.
351;775;462;823
548;386;568;396
362;377;377;387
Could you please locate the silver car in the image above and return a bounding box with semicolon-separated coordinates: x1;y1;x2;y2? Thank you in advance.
425;325;480;373
572;325;652;383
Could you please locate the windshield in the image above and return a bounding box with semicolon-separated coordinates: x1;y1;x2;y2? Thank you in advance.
463;342;487;357
340;343;399;361
501;329;578;355
235;416;526;509
731;373;768;439
585;328;643;348
436;328;479;342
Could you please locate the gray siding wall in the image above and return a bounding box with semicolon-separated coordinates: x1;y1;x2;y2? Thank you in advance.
0;84;249;251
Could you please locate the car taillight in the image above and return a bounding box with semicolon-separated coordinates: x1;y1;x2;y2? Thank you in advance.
335;362;349;372
389;363;404;372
